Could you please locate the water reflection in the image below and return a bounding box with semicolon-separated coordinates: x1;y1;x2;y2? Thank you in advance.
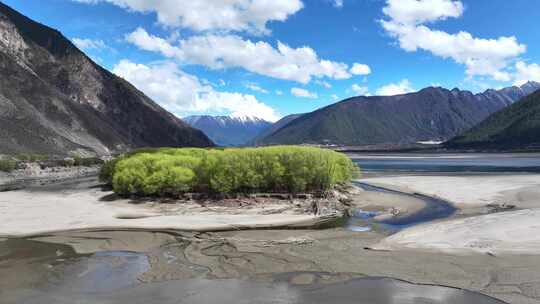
0;237;506;304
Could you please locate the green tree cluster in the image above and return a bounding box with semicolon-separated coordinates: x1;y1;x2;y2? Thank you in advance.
105;146;358;196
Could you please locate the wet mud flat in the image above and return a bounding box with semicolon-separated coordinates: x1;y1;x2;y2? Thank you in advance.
2;230;538;303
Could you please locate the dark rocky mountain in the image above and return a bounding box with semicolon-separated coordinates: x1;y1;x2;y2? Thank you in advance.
258;82;540;146
251;114;303;145
183;115;272;146
0;2;213;156
446;87;540;150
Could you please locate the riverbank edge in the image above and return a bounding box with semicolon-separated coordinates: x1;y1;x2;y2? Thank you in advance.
0;175;453;238
0;214;347;239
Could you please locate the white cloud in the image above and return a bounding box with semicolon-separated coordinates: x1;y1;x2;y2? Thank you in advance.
382;0;463;25
350;63;371;75
73;0;303;35
126;28;183;58
275;90;284;95
376;79;414;96
127;28;364;84
381;0;526;81
72;38;108;51
331;94;340;101
245;82;269;94
514;61;540;86
351;84;370;96
112;59;280;121
315;80;332;88
333;0;343;8
291;87;318;99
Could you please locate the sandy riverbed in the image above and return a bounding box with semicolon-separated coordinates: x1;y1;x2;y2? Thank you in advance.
0;180;342;237
5;229;540;304
361;174;540;208
0;174;432;237
361;174;540;255
3;174;540;303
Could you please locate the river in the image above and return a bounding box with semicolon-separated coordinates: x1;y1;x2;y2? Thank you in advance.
3;153;537;303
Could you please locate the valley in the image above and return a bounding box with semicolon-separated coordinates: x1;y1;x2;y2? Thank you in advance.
1;1;540;303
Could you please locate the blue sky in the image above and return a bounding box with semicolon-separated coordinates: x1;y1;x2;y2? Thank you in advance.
5;0;540;121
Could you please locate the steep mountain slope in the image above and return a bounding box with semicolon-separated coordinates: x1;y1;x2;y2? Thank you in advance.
259;83;540;146
447;88;540;150
0;2;213;156
251;114;303;145
184;115;272;146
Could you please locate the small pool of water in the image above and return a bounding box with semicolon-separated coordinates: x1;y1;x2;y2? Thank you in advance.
346;182;456;233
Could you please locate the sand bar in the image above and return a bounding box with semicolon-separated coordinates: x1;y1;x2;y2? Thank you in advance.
361;174;540;208
361;174;540;254
0;183;340;238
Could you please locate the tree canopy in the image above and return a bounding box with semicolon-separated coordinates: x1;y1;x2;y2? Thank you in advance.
102;146;358;196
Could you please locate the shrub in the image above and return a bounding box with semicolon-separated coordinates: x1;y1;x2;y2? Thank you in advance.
0;159;17;173
73;157;103;167
99;157;123;185
14;153;48;162
107;146;358;196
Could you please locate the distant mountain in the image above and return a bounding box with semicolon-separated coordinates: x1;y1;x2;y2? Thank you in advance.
184;115;272;146
251;114;304;145
0;2;213;156
258;83;540;146
446;87;540;150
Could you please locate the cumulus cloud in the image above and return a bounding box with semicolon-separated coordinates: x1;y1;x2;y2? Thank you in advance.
351;84;370;96
381;0;526;81
112;59;280;121
514;61;540;86
73;0;303;35
291;87;318;99
350;63;371;75
333;0;344;8
376;79;414;96
126;28;367;84
382;0;463;25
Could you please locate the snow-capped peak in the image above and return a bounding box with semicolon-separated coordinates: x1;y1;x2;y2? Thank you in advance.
228;113;265;123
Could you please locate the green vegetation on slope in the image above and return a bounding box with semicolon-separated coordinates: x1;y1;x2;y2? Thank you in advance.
258;87;527;146
103;146;357;196
0;155;103;173
448;89;540;149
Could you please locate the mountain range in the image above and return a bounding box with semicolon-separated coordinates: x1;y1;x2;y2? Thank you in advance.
447;88;540;150
250;114;304;145
257;82;540;146
2;3;540;155
0;2;213;156
183;115;272;146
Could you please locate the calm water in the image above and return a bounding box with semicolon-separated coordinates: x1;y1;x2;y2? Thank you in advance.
347;182;456;232
350;153;540;175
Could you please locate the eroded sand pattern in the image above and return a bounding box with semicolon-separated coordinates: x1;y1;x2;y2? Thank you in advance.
0;232;511;304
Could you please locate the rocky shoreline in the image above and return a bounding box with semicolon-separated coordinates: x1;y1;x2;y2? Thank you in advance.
0;163;100;191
